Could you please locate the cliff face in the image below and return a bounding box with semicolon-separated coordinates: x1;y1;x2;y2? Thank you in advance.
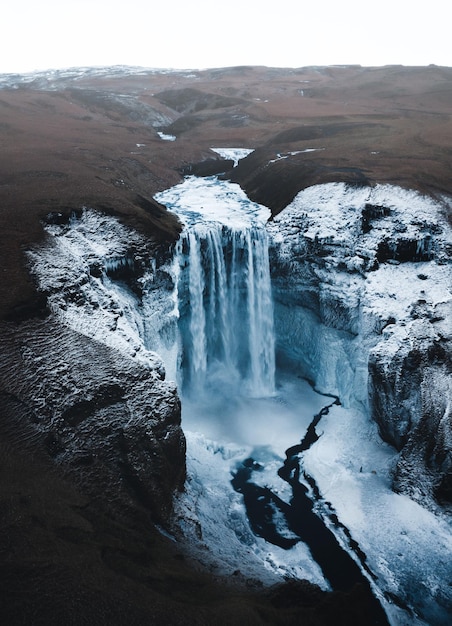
0;208;185;525
267;182;452;511
0;318;185;522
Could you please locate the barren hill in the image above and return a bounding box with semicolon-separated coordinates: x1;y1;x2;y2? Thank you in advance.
1;64;452;318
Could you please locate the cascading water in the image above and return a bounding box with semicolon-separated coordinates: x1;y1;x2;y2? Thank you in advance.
175;224;275;398
155;173;277;401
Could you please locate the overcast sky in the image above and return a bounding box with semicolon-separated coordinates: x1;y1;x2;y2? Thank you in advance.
2;0;451;74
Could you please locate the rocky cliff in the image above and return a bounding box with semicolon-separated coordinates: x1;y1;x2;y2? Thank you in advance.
267;182;452;512
0;316;185;521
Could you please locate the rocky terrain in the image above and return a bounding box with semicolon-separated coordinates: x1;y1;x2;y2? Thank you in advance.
1;64;451;624
268;182;452;513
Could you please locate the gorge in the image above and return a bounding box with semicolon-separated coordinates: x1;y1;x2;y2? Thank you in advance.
17;161;450;625
1;65;451;625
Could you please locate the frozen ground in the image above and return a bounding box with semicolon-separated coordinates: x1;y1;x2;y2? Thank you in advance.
304;403;452;625
155;172;270;228
173;374;332;590
174;370;452;625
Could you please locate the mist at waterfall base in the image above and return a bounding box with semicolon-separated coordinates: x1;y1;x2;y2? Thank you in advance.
157;173;312;444
155;168;452;625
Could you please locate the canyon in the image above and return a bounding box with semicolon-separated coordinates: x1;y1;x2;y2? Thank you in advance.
0;65;451;624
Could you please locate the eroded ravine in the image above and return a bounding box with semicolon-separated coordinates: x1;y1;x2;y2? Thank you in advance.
156;173;389;622
20;162;452;626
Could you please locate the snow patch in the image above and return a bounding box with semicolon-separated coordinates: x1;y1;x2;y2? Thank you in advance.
304;405;452;625
157;131;176;141
210;147;254;166
155;175;271;228
27;209;176;377
269;148;324;164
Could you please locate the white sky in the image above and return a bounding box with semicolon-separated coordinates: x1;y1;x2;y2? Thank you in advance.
1;0;451;74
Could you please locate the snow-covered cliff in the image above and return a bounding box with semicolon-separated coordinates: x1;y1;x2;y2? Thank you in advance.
0;209;185;523
21;182;452;517
9;178;452;623
268;182;452;510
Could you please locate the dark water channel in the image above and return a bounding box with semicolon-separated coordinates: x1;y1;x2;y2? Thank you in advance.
231;394;389;625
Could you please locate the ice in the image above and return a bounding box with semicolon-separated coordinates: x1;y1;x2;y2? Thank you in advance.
157;131;176;141
269;182;452;409
182;374;328;450
104;255;135;273
155;175;271;228
174;375;333;589
303;404;452;625
210;147;254;166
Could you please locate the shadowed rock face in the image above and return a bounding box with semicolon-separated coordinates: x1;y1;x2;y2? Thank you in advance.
0;318;186;523
1;64;452;624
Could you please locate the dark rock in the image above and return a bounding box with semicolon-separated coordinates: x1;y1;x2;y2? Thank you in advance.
377;235;435;263
180;158;234;177
3;294;49;323
0;318;186;524
361;203;391;233
393;368;452;509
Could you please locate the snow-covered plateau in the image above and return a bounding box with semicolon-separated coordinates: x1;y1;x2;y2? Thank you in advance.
24;171;452;625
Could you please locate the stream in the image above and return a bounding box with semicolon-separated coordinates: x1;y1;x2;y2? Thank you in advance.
231;390;388;625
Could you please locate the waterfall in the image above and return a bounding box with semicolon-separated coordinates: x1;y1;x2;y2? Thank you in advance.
176;223;275;398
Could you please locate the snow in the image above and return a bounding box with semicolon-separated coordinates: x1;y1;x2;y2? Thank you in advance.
268;149;324;164
0;65;194;90
271;182;450;256
210;147;254;166
27;209;171;374
157;131;176;141
155;175;271;228
176;430;329;588
363;261;450;331
268;181;452;623
269;182;452;406
303;404;452;625
174;374;333;589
